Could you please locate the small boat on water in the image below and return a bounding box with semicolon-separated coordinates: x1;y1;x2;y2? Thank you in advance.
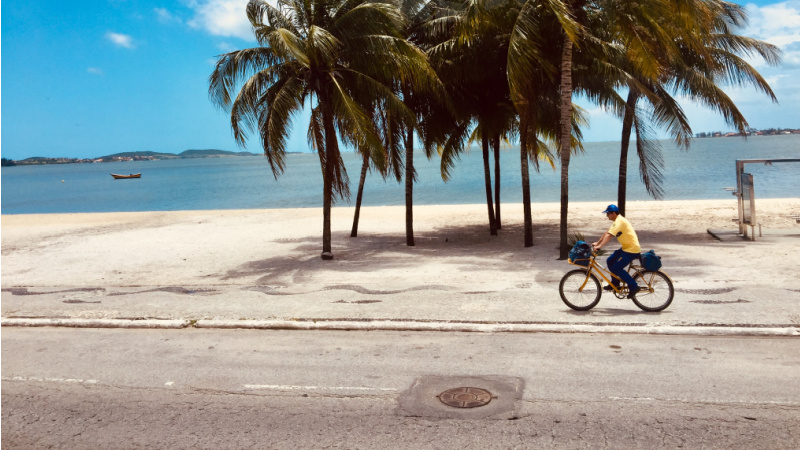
110;173;141;179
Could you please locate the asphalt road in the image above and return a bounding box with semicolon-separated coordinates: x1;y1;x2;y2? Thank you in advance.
2;328;799;449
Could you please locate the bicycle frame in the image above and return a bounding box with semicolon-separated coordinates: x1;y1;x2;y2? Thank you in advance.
569;253;642;295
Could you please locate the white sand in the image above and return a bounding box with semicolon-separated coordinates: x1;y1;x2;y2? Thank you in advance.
2;199;799;293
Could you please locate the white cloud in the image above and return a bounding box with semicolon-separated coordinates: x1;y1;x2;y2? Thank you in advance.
87;67;104;75
744;1;800;67
106;32;135;49
746;2;800;37
667;1;800;132
186;0;254;41
155;7;182;24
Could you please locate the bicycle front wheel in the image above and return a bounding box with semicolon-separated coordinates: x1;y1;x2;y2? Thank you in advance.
559;269;601;311
632;270;674;312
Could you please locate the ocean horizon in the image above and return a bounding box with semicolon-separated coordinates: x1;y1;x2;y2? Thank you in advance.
2;135;799;215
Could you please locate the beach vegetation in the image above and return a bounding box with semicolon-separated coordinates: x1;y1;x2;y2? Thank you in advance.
397;0;459;247
418;0;552;239
612;0;781;216
507;0;779;258
508;0;584;247
350;1;451;242
419;0;515;236
210;0;781;259
210;0;441;259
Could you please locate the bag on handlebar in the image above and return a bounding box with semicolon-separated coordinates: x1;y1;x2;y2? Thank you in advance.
641;249;662;271
569;241;593;266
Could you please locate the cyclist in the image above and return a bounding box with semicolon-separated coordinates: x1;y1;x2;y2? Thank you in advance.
591;204;641;298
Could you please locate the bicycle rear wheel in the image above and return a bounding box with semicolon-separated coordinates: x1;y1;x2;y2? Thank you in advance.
631;270;674;312
559;269;601;311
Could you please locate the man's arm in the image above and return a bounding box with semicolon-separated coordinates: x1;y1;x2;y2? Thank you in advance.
592;233;613;251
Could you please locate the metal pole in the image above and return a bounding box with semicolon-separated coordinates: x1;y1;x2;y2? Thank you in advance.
734;158;800;235
736;160;744;234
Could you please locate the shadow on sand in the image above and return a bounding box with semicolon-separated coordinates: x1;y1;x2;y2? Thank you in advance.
216;218;721;288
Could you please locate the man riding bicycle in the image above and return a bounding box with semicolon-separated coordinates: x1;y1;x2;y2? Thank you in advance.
591;204;641;298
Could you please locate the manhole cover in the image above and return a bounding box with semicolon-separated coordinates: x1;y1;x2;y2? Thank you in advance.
437;387;495;408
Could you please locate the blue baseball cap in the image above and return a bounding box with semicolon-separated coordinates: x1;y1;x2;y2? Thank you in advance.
602;204;620;214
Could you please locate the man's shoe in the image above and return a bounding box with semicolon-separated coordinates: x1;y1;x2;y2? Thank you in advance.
603;285;617;292
627;286;642;298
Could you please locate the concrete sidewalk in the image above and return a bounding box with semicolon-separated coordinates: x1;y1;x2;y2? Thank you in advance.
3;280;799;336
3;204;800;336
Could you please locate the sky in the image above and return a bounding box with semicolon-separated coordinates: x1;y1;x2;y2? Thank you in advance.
2;0;799;160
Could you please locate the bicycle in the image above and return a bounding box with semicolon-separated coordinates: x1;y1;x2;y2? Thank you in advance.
559;252;674;312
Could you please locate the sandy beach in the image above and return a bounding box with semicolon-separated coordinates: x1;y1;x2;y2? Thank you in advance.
2;199;800;328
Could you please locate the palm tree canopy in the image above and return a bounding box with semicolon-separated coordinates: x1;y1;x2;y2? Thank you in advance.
209;0;441;199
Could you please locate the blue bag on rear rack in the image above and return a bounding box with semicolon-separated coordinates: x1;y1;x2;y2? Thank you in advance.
569;241;593;266
641;250;662;271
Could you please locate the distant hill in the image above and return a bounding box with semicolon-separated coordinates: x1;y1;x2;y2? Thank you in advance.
98;149;259;160
13;156;94;165
100;151;177;160
5;149;261;166
179;149;259;157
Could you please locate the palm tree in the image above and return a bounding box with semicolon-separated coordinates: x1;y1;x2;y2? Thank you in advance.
209;0;437;259
351;97;407;238
344;0;452;246
399;0;429;247
512;0;690;258
569;0;676;217
508;0;569;247
614;0;780;215
507;0;583;258
553;0;661;257
423;0;526;236
350;152;371;237
396;0;453;246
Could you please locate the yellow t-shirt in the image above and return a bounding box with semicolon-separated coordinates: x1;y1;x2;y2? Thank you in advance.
608;215;641;253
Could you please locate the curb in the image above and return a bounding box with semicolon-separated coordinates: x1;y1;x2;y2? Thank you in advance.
1;318;190;329
3;318;799;337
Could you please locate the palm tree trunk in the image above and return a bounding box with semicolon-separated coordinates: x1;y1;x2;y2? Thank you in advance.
482;135;497;236
618;90;639;217
493;134;501;230
322;166;334;259
558;34;574;259
520;116;533;247
405;127;415;246
351;151;370;237
321;102;338;260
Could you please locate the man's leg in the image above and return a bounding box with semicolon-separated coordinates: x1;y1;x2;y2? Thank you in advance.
609;251;639;290
606;250;623;287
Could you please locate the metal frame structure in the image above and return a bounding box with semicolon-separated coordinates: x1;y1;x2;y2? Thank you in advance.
734;158;800;239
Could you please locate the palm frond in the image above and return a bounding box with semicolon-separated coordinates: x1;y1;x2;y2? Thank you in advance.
373;105;405;181
267;27;313;66
438;118;472;182
633;111;665;200
209;47;281;110
708;48;779;101
248;0;297;45
307;105;326;155
332;1;406;40
507;0;555;105
671;65;749;133
327;73;388;175
709;34;782;67
229;65;288;146
258;76;306;177
650;84;692;150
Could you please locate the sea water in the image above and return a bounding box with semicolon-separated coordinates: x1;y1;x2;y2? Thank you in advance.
2;135;799;215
